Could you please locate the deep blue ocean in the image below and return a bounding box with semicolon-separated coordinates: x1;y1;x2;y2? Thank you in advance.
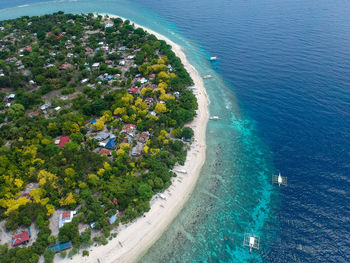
1;1;350;262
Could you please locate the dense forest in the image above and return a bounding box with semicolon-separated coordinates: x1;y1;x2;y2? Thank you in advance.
0;12;197;262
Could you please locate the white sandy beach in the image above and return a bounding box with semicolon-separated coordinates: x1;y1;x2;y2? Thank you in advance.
67;14;209;263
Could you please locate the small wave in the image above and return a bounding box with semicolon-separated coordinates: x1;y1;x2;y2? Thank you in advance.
54;0;79;3
327;187;347;196
225;100;232;109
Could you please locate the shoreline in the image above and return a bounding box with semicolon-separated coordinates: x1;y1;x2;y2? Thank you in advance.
67;14;209;263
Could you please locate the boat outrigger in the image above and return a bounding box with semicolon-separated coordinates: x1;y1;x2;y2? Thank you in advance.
209;116;220;120
243;232;260;252
210;56;217;61
272;171;287;187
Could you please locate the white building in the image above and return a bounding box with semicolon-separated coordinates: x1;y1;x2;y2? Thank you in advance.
59;211;76;228
92;62;100;70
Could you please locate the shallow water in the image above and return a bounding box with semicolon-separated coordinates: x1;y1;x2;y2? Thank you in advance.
1;0;349;262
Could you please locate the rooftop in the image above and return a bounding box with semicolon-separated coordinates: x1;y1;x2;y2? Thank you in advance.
59;136;70;148
12;231;30;246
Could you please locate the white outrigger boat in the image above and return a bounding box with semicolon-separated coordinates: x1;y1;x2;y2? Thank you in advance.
272;171;287;187
210;56;217;61
175;169;187;174
202;74;213;79
243;232;260;253
157;193;166;200
209;116;220;120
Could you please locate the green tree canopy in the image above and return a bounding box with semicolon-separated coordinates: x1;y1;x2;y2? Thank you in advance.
7;104;25;120
181;127;194;139
137;183;154;201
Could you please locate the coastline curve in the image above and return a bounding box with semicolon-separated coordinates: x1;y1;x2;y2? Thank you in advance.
64;13;209;263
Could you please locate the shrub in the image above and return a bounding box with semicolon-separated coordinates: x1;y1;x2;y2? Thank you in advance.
44;249;55;263
60;251;67;258
68;247;78;258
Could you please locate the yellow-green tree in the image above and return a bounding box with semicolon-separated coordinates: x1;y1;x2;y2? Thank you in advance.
122;115;130;122
158;130;168;141
117;149;125;156
138;63;152;75
30;188;43;203
135;98;147;110
114;107;126;115
88;173;99;186
159;93;175;101
120;143;130;152
151;64;167;73
46;204;55;216
97;168;105;176
157;71;170;83
141;87;153;97
37;170;58;188
103;110;114;122
104;162;112;171
155;103;167;114
157;58;165;64
65;168;76;177
0;197;30;215
59;192;76;207
121;93;134;106
158;82;168;90
93;118;105;131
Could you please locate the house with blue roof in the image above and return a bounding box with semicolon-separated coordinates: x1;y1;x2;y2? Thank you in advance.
108;214;117;225
105;138;116;149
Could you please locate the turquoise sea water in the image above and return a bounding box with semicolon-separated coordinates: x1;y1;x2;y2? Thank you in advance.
134;1;350;262
0;1;279;262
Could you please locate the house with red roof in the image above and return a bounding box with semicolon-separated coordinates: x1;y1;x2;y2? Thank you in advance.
145;97;154;106
59;63;73;70
58;136;70;148
149;74;156;80
33;110;42;117
128;87;139;94
25;46;32;52
5;57;17;63
122;124;136;136
122;135;132;145
59;211;76;228
132;143;144;157
12;230;30;246
138;131;149;143
99;149;112;156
